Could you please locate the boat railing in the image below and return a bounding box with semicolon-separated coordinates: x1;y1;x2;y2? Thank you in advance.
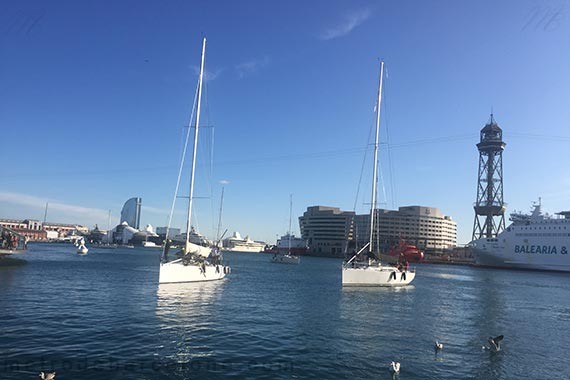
0;226;28;254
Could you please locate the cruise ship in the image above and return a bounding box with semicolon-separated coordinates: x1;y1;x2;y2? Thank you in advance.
172;227;214;248
470;202;570;272
222;232;266;253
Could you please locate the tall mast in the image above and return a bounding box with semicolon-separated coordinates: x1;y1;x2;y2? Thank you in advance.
43;202;48;225
107;210;111;243
216;186;225;244
369;61;384;253
288;194;293;254
185;37;206;253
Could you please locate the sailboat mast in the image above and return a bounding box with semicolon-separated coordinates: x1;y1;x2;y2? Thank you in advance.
185;37;207;253
43;202;48;225
216;186;225;244
288;194;293;254
369;61;384;253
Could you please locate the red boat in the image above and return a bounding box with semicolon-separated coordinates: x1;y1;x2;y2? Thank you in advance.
388;239;424;263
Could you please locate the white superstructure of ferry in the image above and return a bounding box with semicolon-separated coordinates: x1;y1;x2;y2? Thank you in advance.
471;201;570;272
276;234;308;255
222;231;266;253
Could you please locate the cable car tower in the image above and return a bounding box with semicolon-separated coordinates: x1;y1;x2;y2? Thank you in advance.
472;114;506;240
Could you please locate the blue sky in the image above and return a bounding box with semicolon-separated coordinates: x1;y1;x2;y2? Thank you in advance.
1;0;569;245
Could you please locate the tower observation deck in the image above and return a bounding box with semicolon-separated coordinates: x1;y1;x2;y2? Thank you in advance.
472;114;506;240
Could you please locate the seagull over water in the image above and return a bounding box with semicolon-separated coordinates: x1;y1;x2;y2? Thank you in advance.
39;372;56;380
435;340;443;351
484;335;504;352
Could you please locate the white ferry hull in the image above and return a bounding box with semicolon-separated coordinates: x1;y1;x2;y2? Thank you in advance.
342;265;415;287
159;259;229;284
471;200;570;272
224;245;264;253
471;239;570;272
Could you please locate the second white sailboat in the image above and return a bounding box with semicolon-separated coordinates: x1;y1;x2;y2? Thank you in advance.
342;61;415;287
159;38;230;284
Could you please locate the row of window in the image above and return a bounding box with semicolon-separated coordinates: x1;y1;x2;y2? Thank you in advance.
516;226;568;230
514;233;570;237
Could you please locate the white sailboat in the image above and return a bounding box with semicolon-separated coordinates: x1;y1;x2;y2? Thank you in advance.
271;194;300;264
342;61;415;287
158;38;230;284
76;237;88;255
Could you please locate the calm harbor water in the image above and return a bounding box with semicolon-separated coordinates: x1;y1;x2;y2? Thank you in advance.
1;243;569;380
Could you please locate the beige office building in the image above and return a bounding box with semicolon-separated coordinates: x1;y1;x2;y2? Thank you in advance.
354;206;457;255
299;206;354;257
300;205;456;257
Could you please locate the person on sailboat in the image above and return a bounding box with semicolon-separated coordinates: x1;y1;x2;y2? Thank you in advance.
209;246;220;265
163;239;172;263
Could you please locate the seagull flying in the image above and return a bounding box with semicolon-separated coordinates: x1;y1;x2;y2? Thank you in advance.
435;340;443;350
39;372;56;380
389;361;400;374
484;335;504;352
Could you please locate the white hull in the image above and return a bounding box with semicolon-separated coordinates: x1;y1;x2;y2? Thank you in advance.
223;232;265;253
224;245;264;253
271;254;300;264
77;246;88;255
159;259;229;284
472;247;570;271
342;264;415;287
471;203;570;272
471;234;570;272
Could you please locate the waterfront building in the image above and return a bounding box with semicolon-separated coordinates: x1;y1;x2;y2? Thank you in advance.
0;219;88;241
109;221;139;245
299;206;355;257
121;197;142;230
44;222;89;238
354;206;457;256
299;205;457;258
131;224;160;246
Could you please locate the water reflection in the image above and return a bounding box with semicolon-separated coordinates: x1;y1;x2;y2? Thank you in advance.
155;281;229;373
156;281;225;319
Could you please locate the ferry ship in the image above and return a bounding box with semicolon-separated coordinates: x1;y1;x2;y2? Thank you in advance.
276;233;308;255
470;201;570;272
222;232;266;253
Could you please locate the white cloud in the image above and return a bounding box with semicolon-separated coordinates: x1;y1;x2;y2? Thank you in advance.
0;192;109;226
141;205;168;215
235;55;270;79
320;8;372;40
